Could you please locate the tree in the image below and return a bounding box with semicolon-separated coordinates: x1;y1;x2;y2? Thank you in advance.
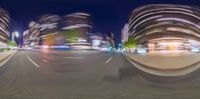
61;29;80;43
7;40;17;47
123;37;136;49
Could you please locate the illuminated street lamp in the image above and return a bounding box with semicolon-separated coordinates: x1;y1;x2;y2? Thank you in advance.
14;31;19;38
12;31;19;41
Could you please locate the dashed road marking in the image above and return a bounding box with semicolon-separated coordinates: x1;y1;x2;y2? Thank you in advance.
64;57;84;59
105;57;112;64
26;56;40;67
41;59;49;63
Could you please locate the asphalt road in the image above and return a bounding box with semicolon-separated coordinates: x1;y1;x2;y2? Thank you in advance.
0;49;200;99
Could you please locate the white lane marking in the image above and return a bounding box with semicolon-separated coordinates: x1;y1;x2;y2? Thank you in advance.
26;56;40;67
64;57;84;59
41;59;49;63
105;57;112;64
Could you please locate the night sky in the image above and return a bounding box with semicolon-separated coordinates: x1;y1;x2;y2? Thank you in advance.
0;0;200;45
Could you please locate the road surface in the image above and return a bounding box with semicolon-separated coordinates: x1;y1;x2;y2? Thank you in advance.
0;49;200;99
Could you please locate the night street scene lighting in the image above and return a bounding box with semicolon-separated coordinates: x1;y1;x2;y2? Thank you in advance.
2;0;200;99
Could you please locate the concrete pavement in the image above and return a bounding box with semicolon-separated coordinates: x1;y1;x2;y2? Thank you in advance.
0;49;199;99
125;52;200;76
0;50;16;62
0;50;17;67
125;52;200;70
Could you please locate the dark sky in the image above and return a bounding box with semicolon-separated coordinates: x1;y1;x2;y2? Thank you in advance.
0;0;200;45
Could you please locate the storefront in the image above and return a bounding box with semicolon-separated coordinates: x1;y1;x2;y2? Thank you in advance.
148;37;200;53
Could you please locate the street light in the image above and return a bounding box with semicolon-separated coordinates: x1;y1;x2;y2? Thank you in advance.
13;32;19;38
14;31;19;38
12;31;19;41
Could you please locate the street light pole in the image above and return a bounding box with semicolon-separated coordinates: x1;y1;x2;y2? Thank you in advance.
12;31;19;46
11;33;15;41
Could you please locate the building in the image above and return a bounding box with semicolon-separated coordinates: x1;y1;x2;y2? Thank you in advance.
23;21;41;46
62;12;92;47
121;23;129;43
129;4;200;53
23;30;30;46
23;12;92;48
62;13;92;37
0;8;10;47
88;33;103;49
38;14;61;45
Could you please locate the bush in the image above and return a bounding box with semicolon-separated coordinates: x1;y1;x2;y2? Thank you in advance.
7;41;17;47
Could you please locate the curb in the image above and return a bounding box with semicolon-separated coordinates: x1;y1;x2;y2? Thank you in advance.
0;51;17;67
124;53;200;77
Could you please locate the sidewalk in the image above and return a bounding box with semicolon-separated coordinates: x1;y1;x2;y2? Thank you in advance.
124;52;200;76
0;50;16;63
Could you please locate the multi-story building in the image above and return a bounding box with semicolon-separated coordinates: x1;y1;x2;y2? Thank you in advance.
62;12;92;47
23;30;30;46
23;21;41;46
0;8;10;47
129;4;200;52
62;13;92;37
121;23;129;43
37;14;61;45
23;14;62;46
23;12;92;48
